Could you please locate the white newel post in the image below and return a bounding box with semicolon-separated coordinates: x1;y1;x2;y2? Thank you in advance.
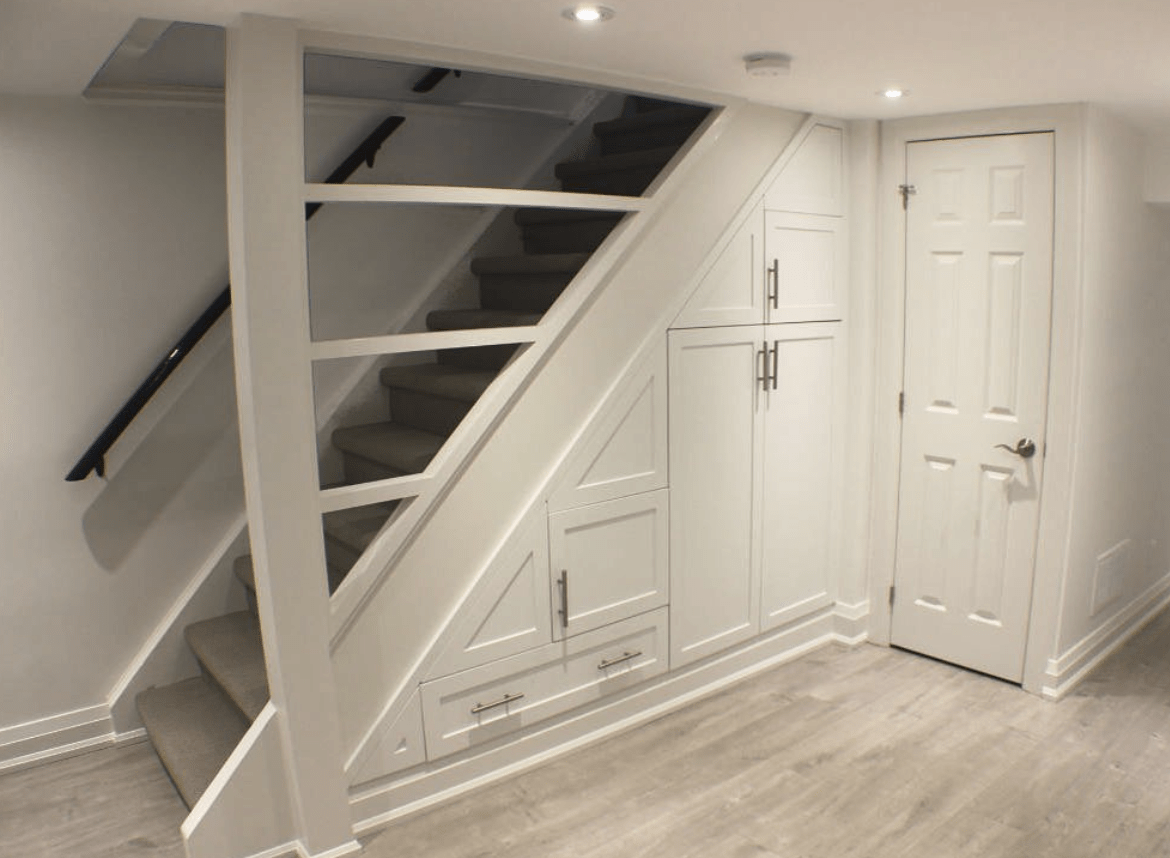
225;15;358;858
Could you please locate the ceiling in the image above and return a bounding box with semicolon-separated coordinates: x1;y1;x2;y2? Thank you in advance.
4;0;1170;136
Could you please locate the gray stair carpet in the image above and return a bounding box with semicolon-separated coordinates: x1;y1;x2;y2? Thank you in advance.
592;105;710;155
136;677;249;809
426;308;542;331
184;611;268;722
554;145;680;195
332;422;446;475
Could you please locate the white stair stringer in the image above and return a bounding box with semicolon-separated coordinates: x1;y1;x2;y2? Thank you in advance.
184;103;815;858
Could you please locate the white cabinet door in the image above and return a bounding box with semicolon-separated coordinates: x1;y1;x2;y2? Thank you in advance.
668;326;765;667
764;212;845;323
764;122;844;216
673;204;764;328
760;323;839;630
548;490;669;640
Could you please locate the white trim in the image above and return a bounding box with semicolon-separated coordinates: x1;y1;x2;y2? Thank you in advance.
310;327;540;361
1042;571;1170;700
303;183;646;211
298;839;363;858
320;476;429;513
350;607;860;832
0;704;113;775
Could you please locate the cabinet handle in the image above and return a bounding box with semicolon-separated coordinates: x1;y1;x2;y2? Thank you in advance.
558;569;569;629
771;340;778;391
598;650;643;671
767;258;779;310
470;692;525;715
757;341;771;391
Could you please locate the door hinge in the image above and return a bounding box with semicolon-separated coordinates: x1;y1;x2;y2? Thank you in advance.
898;391;905;416
898;183;917;210
888;585;896;608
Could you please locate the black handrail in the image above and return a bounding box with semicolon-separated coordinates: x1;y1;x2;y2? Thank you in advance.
65;114;407;481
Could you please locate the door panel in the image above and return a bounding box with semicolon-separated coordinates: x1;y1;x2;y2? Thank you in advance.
892;132;1054;682
668;326;764;667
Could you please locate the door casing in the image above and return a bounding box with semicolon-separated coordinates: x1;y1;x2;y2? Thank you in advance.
868;105;1088;696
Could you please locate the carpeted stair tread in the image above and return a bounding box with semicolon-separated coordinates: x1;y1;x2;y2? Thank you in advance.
380;363;497;403
470;252;590;276
332;422;446;474
184;611;269;722
324;503;398;555
592;104;709;138
136;676;249;809
426;308;542;331
554;145;678;180
233;550;351;597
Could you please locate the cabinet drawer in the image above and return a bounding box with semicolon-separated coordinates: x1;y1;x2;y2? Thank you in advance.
421;607;668;759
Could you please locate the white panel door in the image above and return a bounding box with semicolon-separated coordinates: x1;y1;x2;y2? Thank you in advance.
892;132;1054;682
760;323;838;630
668;326;765;667
548;490;669;640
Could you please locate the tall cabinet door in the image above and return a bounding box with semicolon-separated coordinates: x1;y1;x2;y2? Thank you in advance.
668;326;765;667
760;322;839;630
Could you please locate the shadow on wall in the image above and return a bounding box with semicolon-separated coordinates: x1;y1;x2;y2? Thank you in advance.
82;340;242;571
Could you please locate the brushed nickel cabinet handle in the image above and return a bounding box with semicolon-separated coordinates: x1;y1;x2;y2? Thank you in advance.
558;570;569;628
767;258;779;310
598;650;644;671
471;692;525;715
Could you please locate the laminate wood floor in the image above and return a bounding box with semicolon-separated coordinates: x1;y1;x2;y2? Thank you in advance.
5;611;1170;857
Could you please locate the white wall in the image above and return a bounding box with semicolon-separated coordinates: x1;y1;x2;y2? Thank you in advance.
1055;106;1170;655
0;96;242;747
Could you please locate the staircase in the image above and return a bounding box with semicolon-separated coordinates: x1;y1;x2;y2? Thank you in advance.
136;97;709;810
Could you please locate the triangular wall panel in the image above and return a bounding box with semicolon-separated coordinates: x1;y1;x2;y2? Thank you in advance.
548;341;668;512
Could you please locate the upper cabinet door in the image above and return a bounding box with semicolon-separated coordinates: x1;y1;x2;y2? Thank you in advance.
764;122;845;216
673;204;765;328
764;212;845;323
548;490;670;641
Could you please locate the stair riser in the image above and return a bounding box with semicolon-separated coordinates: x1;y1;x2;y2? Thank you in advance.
324;534;362;578
520;219;620;255
598;124;700;157
342;453;408;485
196;661;254;726
387;388;473;436
478;273;574;313
437;343;519;371
558;167;663;196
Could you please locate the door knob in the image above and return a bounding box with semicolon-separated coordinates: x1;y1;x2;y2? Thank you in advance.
995;438;1037;459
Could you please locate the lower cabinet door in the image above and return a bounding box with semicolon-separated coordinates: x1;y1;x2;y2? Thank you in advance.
420;608;668;760
548;490;669;640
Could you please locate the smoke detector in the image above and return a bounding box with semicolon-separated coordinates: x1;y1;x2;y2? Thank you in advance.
744;53;792;78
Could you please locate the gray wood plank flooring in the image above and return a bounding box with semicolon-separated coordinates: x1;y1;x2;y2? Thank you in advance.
4;609;1170;857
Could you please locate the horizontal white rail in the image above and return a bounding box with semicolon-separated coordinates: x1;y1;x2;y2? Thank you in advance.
320;475;431;513
311;327;541;361
303;183;647;211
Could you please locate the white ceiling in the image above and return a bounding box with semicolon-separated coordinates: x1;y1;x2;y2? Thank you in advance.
4;0;1170;135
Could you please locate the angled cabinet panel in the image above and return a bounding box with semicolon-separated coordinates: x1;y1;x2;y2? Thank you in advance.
673;203;765;328
668;326;764;667
765;122;845;216
549;490;669;640
348;689;426;787
548;342;668;512
426;507;552;679
764;212;845;323
760;323;840;630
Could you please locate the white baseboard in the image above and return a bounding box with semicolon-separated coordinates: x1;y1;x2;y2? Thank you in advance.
833;599;870;643
0;704;115;774
351;603;866;835
1043;571;1170;700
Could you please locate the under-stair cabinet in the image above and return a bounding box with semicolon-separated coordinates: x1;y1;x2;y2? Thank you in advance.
668;120;848;668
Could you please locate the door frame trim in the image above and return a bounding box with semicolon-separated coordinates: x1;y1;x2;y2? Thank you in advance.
868;105;1087;695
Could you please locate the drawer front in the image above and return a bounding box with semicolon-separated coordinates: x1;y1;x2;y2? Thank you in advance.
421;607;668;759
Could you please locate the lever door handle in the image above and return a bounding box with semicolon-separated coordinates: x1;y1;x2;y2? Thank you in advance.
995;438;1037;459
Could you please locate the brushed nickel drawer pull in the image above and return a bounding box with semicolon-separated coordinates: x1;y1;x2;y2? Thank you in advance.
598;650;643;671
470;692;525;715
558;569;569;629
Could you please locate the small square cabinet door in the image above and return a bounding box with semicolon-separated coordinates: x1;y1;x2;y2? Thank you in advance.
548;490;669;640
764;212;844;323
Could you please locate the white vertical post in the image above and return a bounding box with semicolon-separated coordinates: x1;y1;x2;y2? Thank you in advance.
225;15;357;857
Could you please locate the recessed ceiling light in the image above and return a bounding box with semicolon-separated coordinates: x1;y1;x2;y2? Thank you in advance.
881;88;908;99
563;5;615;22
744;53;792;78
